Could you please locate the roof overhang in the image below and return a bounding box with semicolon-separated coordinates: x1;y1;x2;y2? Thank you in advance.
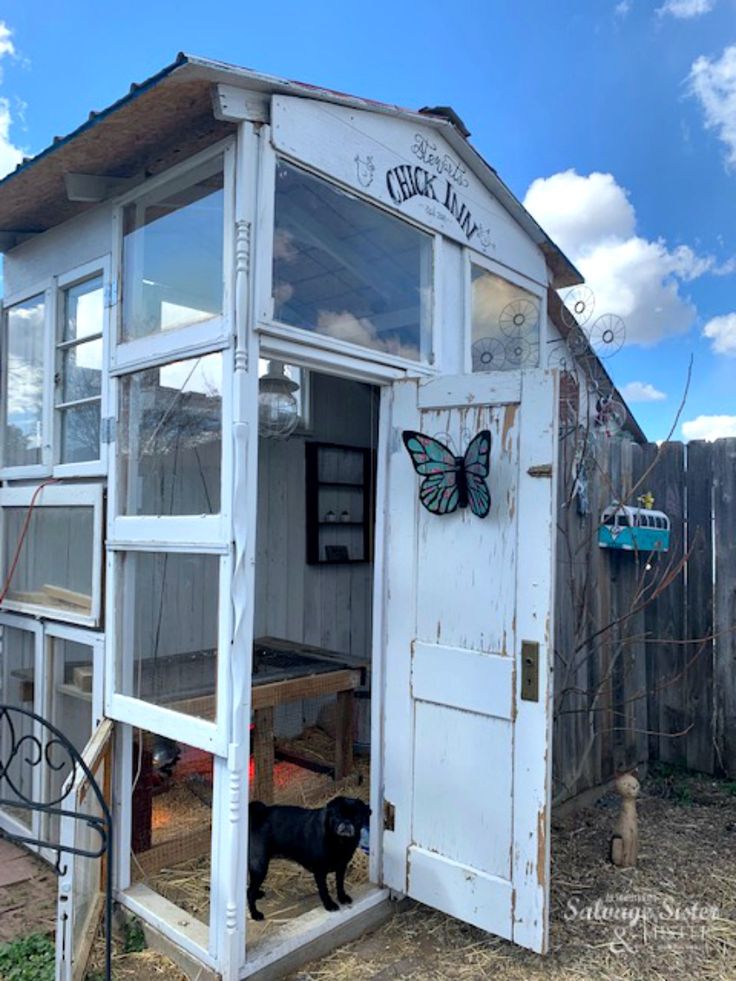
0;54;582;289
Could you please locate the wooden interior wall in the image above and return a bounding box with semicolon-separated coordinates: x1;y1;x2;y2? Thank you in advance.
254;372;377;663
554;434;736;804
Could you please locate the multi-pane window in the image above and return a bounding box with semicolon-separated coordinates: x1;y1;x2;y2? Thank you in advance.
471;264;541;372
2;294;45;468
56;275;104;464
122;156;225;342
272;160;433;362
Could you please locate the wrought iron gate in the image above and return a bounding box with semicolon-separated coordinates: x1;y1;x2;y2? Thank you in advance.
0;705;113;980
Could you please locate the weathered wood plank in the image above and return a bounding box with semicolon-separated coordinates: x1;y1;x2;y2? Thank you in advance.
714;438;736;776
643;442;687;766
253;706;275;804
685;440;715;774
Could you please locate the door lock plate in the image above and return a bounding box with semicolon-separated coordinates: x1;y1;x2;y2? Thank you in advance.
520;641;540;702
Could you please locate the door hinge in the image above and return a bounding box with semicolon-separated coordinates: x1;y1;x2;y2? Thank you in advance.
520;640;540;702
527;463;553;478
101;416;116;444
383;800;395;832
104;281;119;308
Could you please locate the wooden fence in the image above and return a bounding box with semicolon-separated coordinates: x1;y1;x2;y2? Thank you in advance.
553;434;736;804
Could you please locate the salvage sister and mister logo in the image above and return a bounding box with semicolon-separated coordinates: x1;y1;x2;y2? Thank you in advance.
566;893;719;954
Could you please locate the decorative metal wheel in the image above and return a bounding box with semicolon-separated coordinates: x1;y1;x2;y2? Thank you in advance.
566;326;590;358
588;314;626;358
547;345;573;371
504;336;536;367
472;337;506;372
560;285;595;328
499;298;540;338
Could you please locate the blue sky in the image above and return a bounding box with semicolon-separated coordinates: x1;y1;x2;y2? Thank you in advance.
0;0;734;441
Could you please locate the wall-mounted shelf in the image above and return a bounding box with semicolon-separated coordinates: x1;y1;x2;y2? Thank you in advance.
305;442;374;565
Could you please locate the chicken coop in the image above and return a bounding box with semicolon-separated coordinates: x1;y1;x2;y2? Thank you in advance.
0;54;623;980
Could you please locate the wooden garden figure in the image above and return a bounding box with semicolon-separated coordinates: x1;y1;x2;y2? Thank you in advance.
610;772;640;868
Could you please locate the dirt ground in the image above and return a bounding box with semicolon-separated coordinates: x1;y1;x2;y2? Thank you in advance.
293;767;736;981
2;766;735;980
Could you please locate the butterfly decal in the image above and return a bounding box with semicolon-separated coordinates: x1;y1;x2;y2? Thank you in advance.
402;430;492;517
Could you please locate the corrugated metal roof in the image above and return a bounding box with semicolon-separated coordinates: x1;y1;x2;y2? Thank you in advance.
0;53;582;289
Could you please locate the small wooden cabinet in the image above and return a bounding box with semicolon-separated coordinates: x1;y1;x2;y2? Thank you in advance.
305;442;374;564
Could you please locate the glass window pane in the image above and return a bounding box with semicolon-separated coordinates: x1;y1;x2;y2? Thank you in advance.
60;402;101;464
117;552;219;721
129;726;213;928
118;353;222;516
3;295;45;468
47;638;94;840
2;506;95;617
63;275;103;343
471;265;540;371
273;161;432;362
60;339;103;402
0;626;36;827
122;158;224;341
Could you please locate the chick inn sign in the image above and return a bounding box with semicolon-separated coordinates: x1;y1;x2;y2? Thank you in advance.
385;161;483;243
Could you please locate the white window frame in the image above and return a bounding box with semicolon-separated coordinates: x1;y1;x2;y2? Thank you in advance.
104;544;230;756
110;138;236;376
0;613;104;857
0;483;104;627
104;138;236;759
53;257;112;479
108;343;232;546
0;279;56;480
255;136;439;379
463;248;547;376
0;612;43;845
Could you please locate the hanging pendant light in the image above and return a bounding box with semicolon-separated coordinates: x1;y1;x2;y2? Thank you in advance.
258;360;300;439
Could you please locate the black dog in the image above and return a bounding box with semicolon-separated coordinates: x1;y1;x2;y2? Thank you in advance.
247;795;370;920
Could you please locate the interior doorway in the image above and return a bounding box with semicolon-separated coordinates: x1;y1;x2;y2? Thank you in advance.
247;362;380;953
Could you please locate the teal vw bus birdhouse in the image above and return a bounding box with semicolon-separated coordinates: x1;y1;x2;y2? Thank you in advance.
598;502;670;553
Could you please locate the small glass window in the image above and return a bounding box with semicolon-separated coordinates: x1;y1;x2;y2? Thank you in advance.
272;161;433;362
122;157;224;342
47;637;95;838
471;265;540;371
3;294;45;468
118;353;223;516
2;507;95;618
0;626;36;827
56;275;104;464
116;551;219;720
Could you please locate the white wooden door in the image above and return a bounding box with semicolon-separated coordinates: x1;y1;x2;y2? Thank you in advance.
381;369;557;954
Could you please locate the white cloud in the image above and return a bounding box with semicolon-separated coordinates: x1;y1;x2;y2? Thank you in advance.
0;22;22;179
0;23;14;60
689;45;736;167
0;98;22;178
703;312;736;355
615;0;632;17
682;414;736;440
657;0;715;17
316;309;419;360
523;169;711;345
620;381;667;402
